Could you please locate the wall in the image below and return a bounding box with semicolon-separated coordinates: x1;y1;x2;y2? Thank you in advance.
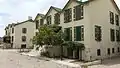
13;21;35;48
59;1;91;61
87;0;120;60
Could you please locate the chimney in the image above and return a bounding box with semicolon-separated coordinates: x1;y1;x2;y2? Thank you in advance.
28;16;32;20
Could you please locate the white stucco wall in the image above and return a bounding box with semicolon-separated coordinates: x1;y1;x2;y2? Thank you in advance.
60;1;91;61
13;21;35;48
87;0;120;60
60;0;120;61
44;8;59;25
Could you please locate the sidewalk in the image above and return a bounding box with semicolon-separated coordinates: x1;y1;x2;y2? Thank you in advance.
20;52;102;68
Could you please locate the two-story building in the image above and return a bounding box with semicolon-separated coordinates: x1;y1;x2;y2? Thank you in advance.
4;17;35;49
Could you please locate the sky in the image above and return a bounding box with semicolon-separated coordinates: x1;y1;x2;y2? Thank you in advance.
0;0;120;37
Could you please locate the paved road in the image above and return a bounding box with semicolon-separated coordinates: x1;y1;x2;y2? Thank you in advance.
0;49;60;68
89;56;120;68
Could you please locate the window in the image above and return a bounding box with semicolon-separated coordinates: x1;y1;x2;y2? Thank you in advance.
110;11;114;24
36;32;38;36
22;28;27;34
54;13;60;24
12;28;14;33
112;48;115;53
6;31;7;35
97;49;101;56
74;25;84;41
36;20;39;29
95;25;102;41
47;15;51;25
64;8;72;23
118;47;120;52
64;27;72;41
22;36;26;42
115;14;119;26
116;30;120;42
21;44;26;49
40;19;44;25
110;29;115;41
74;5;84;21
11;36;14;42
107;48;110;55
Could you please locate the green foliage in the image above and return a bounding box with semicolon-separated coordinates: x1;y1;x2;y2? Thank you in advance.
62;41;85;50
32;24;65;46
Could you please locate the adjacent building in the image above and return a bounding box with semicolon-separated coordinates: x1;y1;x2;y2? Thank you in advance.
34;13;44;36
44;6;62;25
4;17;35;49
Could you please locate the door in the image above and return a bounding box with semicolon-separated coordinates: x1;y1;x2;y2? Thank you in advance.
21;44;26;49
75;48;79;59
67;48;73;59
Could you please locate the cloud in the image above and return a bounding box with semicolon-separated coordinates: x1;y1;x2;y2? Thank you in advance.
0;0;119;37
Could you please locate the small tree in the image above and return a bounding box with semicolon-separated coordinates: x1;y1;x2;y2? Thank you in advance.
32;24;85;60
32;24;65;47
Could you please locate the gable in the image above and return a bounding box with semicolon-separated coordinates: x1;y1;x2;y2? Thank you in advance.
44;6;61;18
88;0;120;14
15;19;34;27
34;13;44;21
62;0;83;11
110;0;120;14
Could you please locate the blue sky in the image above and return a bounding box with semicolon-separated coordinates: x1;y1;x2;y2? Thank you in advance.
0;0;120;37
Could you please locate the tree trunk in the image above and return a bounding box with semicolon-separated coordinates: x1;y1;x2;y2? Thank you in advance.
60;45;63;60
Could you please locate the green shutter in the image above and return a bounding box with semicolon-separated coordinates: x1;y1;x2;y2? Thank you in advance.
64;28;71;41
76;26;81;41
74;27;76;41
64;28;67;41
70;27;72;41
73;7;76;21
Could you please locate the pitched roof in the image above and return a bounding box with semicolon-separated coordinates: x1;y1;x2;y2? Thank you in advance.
34;13;45;21
44;6;62;18
62;0;120;14
62;0;83;11
110;0;120;14
86;0;120;14
15;19;34;26
52;6;62;12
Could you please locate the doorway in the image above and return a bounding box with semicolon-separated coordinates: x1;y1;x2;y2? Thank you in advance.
21;44;26;49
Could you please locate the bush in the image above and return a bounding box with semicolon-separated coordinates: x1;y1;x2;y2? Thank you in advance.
41;51;50;57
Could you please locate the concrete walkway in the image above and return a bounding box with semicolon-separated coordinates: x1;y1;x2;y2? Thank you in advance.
0;49;61;68
89;56;120;68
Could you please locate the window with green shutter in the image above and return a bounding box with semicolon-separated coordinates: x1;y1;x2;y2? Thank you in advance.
36;20;39;29
47;15;51;25
54;13;60;24
74;5;84;21
110;29;115;41
64;27;72;41
95;25;102;41
110;11;114;24
115;14;119;26
74;25;84;41
40;19;44;25
64;8;72;23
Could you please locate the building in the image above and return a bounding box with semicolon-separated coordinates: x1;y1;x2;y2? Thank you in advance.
59;0;120;61
44;6;62;25
4;0;120;61
34;13;44;36
4;17;35;49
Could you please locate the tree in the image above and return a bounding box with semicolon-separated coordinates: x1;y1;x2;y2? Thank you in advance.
32;24;85;60
32;24;64;46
